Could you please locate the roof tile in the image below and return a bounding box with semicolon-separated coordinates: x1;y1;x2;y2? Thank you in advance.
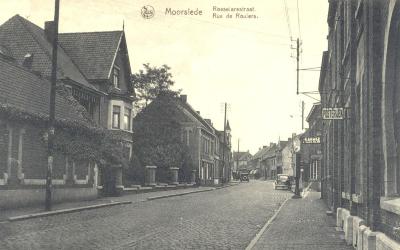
58;31;122;80
0;57;93;125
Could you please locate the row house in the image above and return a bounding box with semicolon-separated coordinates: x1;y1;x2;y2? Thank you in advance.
300;103;322;184
136;94;232;186
280;138;295;176
275;140;289;175
253;140;292;179
251;146;270;178
320;0;400;247
215;124;232;184
180;97;232;185
0;15;135;194
260;143;278;180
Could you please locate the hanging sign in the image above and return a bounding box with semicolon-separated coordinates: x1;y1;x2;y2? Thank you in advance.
302;137;321;144
322;108;344;120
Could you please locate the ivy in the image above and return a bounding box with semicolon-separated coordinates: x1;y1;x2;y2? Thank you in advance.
0;88;127;167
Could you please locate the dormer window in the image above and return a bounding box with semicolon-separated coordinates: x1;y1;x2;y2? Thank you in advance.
113;66;120;89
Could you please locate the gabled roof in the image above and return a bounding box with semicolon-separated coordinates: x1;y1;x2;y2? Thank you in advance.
0;15;97;92
0;15;131;94
233;151;252;161
278;140;289;149
58;31;123;80
0;56;93;125
263;144;278;159
136;95;215;135
306;103;321;123
177;99;214;133
253;146;270;159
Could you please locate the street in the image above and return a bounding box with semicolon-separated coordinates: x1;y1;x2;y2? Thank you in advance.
0;181;293;249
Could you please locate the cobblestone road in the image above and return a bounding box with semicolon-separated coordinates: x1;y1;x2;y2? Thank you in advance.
0;181;292;250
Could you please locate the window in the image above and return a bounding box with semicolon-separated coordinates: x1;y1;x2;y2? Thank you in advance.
112;105;120;129
113;66;120;88
124;108;131;130
123;145;131;160
186;130;190;146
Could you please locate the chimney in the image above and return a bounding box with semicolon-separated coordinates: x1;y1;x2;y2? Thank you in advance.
263;145;267;149
44;21;55;42
204;119;212;126
180;95;187;103
196;111;200;115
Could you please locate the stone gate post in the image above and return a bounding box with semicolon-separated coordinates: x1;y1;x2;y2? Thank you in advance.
145;166;157;186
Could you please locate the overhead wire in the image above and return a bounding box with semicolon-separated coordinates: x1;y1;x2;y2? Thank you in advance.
283;0;293;41
296;0;302;41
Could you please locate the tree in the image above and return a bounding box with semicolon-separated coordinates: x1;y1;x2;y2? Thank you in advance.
131;95;193;183
131;64;180;112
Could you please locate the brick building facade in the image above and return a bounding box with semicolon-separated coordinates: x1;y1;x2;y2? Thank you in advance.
133;94;232;186
300;103;322;184
0;55;100;208
320;0;400;247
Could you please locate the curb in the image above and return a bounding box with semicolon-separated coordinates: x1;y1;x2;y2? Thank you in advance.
147;188;216;201
146;182;240;201
8;201;132;222
245;198;290;250
215;182;240;189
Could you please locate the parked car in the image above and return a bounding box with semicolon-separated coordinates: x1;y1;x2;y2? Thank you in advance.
274;174;291;190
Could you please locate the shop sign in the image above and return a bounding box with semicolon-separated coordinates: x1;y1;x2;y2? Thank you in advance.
322;108;344;120
302;137;321;144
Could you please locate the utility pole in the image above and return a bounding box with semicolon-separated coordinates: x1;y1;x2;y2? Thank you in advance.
294;152;301;197
301;101;304;130
46;0;60;211
222;103;227;183
236;138;240;172
296;38;300;95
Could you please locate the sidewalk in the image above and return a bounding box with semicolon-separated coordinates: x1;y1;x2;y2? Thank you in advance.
251;190;353;250
0;185;223;222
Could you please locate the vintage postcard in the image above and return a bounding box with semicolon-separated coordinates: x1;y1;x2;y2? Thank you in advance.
0;0;397;249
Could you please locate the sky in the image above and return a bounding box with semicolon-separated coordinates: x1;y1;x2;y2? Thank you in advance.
0;0;328;154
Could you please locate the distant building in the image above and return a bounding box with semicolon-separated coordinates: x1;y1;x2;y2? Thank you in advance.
275;140;289;175
134;94;231;186
260;143;278;180
280;139;294;176
300;103;322;183
232;151;252;172
215;123;232;184
251;146;270;178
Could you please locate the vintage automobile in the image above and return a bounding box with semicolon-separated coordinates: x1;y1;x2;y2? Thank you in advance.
274;174;291;190
239;170;250;182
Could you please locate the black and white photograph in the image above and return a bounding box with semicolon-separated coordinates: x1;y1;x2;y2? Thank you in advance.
0;0;399;249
